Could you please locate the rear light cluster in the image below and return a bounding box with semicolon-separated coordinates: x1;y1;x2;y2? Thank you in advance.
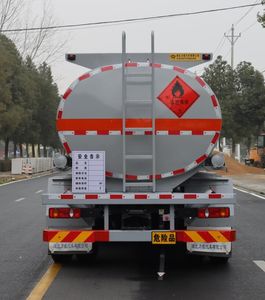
49;208;81;219
202;53;211;61
197;207;230;218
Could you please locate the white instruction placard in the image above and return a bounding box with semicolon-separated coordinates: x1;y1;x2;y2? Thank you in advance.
72;151;105;193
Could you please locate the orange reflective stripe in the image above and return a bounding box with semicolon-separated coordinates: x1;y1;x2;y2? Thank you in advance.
56;118;222;132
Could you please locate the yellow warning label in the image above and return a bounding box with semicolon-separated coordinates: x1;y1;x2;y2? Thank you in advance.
169;53;201;61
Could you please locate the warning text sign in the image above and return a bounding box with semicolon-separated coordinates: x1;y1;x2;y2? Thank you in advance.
72;151;105;193
169;53;201;61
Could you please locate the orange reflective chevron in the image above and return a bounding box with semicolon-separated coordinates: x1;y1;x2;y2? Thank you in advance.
208;231;230;243
184;231;206;243
43;230;109;242
179;230;235;243
49;231;70;243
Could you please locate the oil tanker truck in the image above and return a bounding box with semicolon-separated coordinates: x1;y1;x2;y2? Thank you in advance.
42;32;236;273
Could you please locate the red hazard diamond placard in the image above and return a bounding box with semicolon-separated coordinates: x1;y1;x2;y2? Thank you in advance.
157;76;199;118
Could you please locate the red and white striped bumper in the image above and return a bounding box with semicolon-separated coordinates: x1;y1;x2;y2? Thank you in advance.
43;229;236;243
42;192;235;205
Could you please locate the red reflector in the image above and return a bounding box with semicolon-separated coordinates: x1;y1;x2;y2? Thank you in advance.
184;194;197;199
49;208;81;219
135;194;148;199
198;207;230;218
159;194;172;199
110;194;123;199
209;193;222;199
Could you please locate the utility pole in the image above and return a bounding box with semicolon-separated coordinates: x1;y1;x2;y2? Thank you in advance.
224;24;241;69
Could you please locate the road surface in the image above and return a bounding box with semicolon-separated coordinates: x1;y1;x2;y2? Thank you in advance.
0;175;264;299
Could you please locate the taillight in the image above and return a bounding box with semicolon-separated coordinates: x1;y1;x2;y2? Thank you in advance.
67;54;76;61
49;208;81;219
198;207;230;218
202;53;211;61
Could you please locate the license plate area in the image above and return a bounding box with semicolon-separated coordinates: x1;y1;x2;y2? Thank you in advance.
49;242;92;253
151;231;176;244
187;242;231;253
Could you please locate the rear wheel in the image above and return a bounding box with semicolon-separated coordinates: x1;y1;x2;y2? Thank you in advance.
76;244;98;263
209;256;229;264
51;254;73;263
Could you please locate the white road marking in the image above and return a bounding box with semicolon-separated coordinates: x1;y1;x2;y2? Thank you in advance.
234;187;265;200
15;197;25;202
253;260;265;272
35;190;43;194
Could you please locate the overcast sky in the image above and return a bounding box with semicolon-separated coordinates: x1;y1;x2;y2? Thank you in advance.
28;0;265;93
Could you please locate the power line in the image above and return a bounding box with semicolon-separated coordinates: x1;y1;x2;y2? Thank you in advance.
241;20;258;32
235;0;259;26
0;2;262;33
212;0;260;57
223;48;232;61
213;36;227;55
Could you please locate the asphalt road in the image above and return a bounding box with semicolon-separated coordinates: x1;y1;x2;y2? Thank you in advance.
0;175;265;300
0;175;52;300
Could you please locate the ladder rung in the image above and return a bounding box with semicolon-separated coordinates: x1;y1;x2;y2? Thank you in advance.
125;127;153;131
125;154;153;160
125;100;152;105
125;74;152;78
126;80;152;86
125;182;153;187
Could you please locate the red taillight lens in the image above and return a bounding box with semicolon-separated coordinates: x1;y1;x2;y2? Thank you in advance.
49;208;81;218
67;54;76;61
198;207;230;218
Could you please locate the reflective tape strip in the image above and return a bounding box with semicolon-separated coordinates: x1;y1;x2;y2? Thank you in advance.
56;119;222;132
56;193;230;200
195;76;206;87
58;130;219;136
58;62;221;179
63;142;71;155
57;110;63;119
62;88;72;100
43;230;236;243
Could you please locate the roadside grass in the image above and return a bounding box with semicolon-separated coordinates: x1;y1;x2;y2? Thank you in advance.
0;175;27;185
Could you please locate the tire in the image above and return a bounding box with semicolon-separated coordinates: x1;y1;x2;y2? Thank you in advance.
209;256;229;264
76;244;98;263
51;254;72;263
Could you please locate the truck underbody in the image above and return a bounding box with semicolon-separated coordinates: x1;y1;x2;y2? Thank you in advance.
42;171;236;264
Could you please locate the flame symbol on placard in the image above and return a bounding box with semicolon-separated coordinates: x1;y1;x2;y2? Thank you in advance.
172;80;184;98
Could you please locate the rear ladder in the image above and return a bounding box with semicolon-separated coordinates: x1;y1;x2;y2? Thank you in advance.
122;31;156;192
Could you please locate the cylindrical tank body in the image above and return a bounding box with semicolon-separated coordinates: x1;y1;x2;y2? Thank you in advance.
56;63;221;180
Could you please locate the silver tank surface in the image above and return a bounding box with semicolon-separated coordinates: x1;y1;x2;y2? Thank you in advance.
57;63;221;180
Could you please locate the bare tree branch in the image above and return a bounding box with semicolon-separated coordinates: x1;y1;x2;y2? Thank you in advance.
1;0;68;64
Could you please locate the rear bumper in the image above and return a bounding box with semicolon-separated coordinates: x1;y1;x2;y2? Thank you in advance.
43;229;236;243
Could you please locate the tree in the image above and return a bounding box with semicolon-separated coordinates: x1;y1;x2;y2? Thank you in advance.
0;0;67;64
258;1;265;27
0;0;23;32
21;56;42;157
235;62;265;150
36;62;60;156
202;56;265;154
0;34;25;159
202;56;241;147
